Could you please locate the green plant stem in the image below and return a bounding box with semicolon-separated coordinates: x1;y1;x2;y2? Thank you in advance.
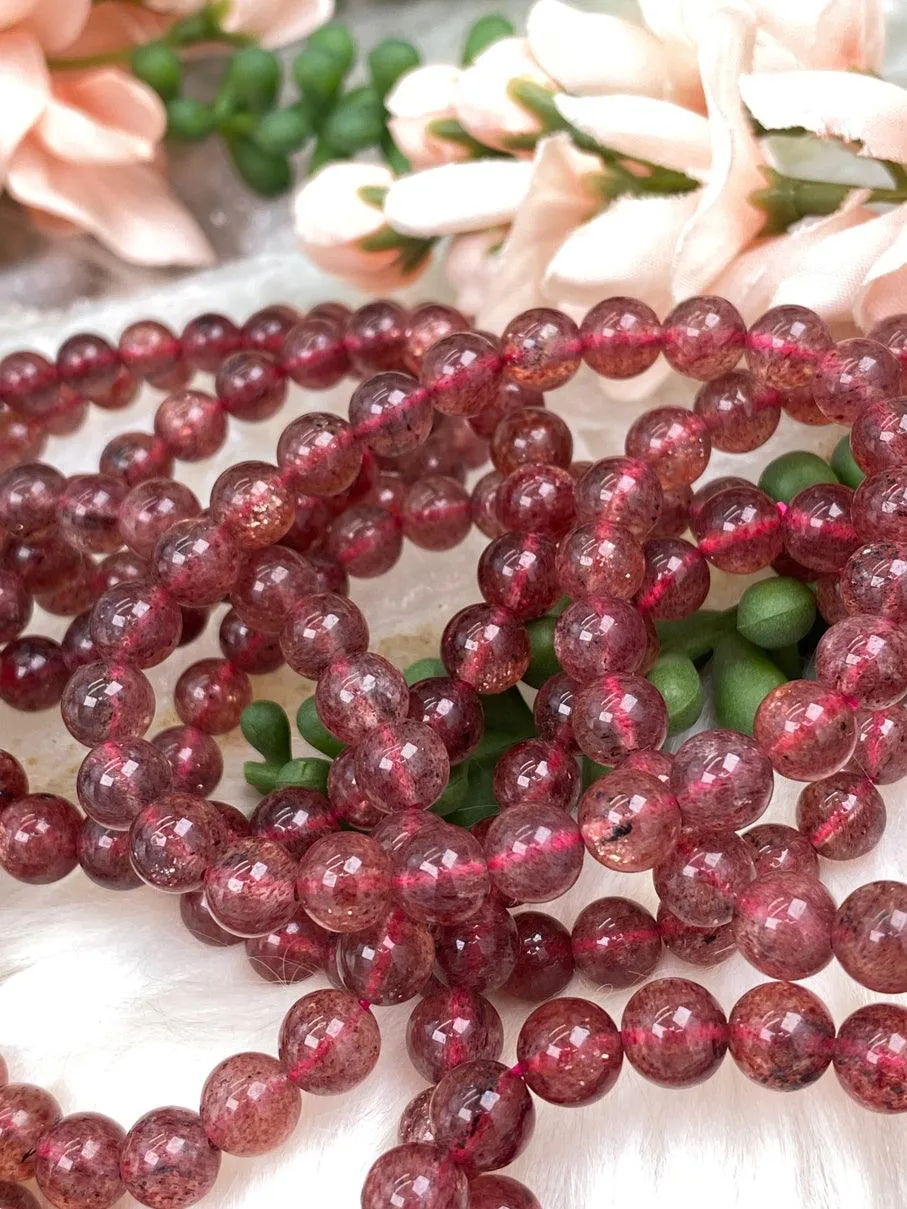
752;166;907;233
50;3;249;70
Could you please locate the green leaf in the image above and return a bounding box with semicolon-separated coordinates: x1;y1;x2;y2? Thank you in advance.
425;118;490;158
831;435;866;489
292;46;347;110
131;43;182;101
241;700;291;765
167;98;217;142
480;687;534;737
656;609;737;661
253;105;312;155
244;761;281;794
462;14;514;65
471;728;521;768
226;46;281;112
506;78;566;133
226;136;292;196
358;184;389;209
582;757;611;792
403;657;447;686
712;632;787;735
522;615;560;689
307;22;356;74
736;577;817;650
275;757;331;794
369;39;421;100
296;696;344;758
380;128;412;175
647;652;703;735
466;758;496;806
446;801;500;829
431;762;470;817
768;643;803;679
321;85;385;155
758;450;838;504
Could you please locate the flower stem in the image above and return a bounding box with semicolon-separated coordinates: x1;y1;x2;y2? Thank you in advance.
751;166;907;233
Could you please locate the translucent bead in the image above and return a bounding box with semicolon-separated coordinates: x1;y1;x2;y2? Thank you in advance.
203;837;296;937
693;369;780;452
242;305;299;354
89;580;181;669
754;680;856;781
867;312;907;383
580;296;662;378
0;794;80;884
151;725;223;797
783;483;858;573
0;463;64;537
0;411;44;472
470;471;505;539
1;530;79;594
500;910;572;1001
496;464;576;538
0;751;27;810
120;1107;220;1208
151;517;241;607
742;822;820;879
625;407;711;489
61;661;154;745
276;412;362;496
733;873;835;979
469;1176;540;1209
395;820;489;925
572;674;668;763
250;787;335;860
181;311;240;370
780;384;831;425
155;391;227;461
0;636;67;711
468;378;544;440
406;988;503;1082
649;484;691;539
746;305;832;389
33;1111;124;1208
36;554;95;618
214;351;286;422
355;719;450;812
349;372;433;456
217;610;281;675
0;1083;61;1180
433;900;519;993
580;768;681;872
345;300;407;375
372;810;432;859
556;521;645;601
76;738;172;830
532;671;575;747
493;739;579;813
246;908;328;983
833;880;907;993
634;537;710;618
209;462;294;550
693;485;782;573
119;319;181;380
853;467;907;542
483;802;582;904
654;828;755;927
841;541;907;622
280;987;380;1093
57;474;126;554
298;832;391;932
622;977;728;1088
403;476;472;551
850;396;907;474
231;546;317;635
316;653;408;744
174;658;251;734
441;604;530;694
815;574;849;624
852;704;907;784
398;1089;435;1147
180;890;242;947
61;611;98;672
502;307;581;390
517;996;622;1106
663;295;745;380
327;748;382;829
362;1144;468;1209
490;407;572;475
119;479;200;560
620;748;673;783
327;504;403;578
729;981;834;1091
408;676;484;765
100;432;173;487
656;905;735;967
200;1052;299;1158
403;303;468;375
554;596;647;682
55;332;118;396
0;571;31;644
337;907;434;1005
281;316;349;389
798;771;886;862
812;337;900;424
834;1004;907;1113
670;729;774;831
571;896;661;990
430;1059;535;1177
129;793;226;893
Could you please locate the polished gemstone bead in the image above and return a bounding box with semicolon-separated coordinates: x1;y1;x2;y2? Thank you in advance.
316;653;409;744
218;611;282;675
729;981;834;1091
625;407;710;489
780;384;832;425
0;571;31;645
746;305;832;389
430;1060;535;1177
100;432;173;487
77;738;172;829
694;485;782;573
654;829;755;927
215;351;286;421
517;996;622;1107
276;412;362;497
408;677;484;765
120;1107;220;1208
406;988;503;1082
622;977;728;1087
279;593;365;681
349;372;432;457
119;479;200;560
741;823;819;879
468;378;543;440
35;1112;124;1209
490;407;572;475
93;550;149;593
371;810;433;858
152;517;241;607
620;748;673;783
663;295;744;379
468;1176;540;1209
783;483;858;573
281;317;349;389
250;787;335;860
441;604;529;695
670;729;773;831
119;320;181;379
812;337;900;425
298;832;391;932
532;672;576;747
0;463;64;537
420;331;504;421
58;474;126;554
398;1091;435;1146
90;580;181;669
362;1144;468;1209
241;305;299;354
841;542;907;622
734;873;835;979
279;989;380;1094
496;464;576;538
403;476;472;551
572;674;668;763
337;908;434;1005
693;370;780;452
129;793;227;893
477;532;559;620
1;530;79;594
650;484;692;539
850;396;907;474
0;793;80;884
579;769;681;872
493;739;579;812
180;890;243;948
403;303;467;374
833;1004;907;1113
152;726;223;797
754;680;856;782
0;751;27;810
656;904;735;966
204;838;296;937
182;311;241;370
483;802;583;904
634;537;710;619
554;596;647;682
581;296;662;378
327;505;403;578
0;1084;61;1180
345;300;408;375
470;473;504;541
503;911;574;1001
0;636;68;711
61;612;98;672
815;574;849;624
832;880;907;993
556;521;645;601
200;1052;299;1156
155;391;227;461
326;748;382;829
796;772;885;860
852;704;907;784
246;908;328;983
210;462;294;550
395;820;489;925
571;896;660;990
56;332;119;395
37;554;96;618
231;547;316;636
174;659;252;735
853;467;907;542
433;900;519;993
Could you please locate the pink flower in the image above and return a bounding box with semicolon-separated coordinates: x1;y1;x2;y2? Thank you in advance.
454;37;555;154
386;65;468;170
140;0;334;50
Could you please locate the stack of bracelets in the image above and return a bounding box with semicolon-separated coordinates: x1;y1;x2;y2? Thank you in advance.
0;292;906;1209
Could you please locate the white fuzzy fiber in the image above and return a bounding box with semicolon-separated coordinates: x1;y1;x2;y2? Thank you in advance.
1;250;905;1209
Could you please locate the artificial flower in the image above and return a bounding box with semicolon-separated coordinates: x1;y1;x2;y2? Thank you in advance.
453;37;554;155
140;0;334;50
384;159;535;237
386;64;468;170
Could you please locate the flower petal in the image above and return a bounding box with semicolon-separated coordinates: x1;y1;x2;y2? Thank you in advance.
62;2;169;57
21;0;91;53
555;93;711;180
386;64;467;169
0;0;41;36
446;227;507;318
221;0;335;49
39;69;165;165
454;37;552;153
853;206;907;328
7;140;214;266
0;30;49;180
672;7;764;299
528;0;703;107
475;133;601;332
384;159;535;237
747;0;884;71
740;70;907;162
293;161;402;278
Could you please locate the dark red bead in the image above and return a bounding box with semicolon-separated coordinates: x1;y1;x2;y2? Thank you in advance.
181;312;241;371
729;981;834;1091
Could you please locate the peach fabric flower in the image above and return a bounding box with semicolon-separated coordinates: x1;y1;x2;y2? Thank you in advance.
454;37;554;154
141;0;335;50
386;65;468;170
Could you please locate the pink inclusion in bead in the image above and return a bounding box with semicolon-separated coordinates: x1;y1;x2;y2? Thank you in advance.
663;295;745;380
754;680;856;782
152;726;223;797
403;476;472;551
797;771;886;861
517;996;622;1106
337;907;435;1005
572;674;668;764
120;1107;220;1209
58;474;126;554
151;517;241;607
327;504;403;578
77;737;172;829
345;300;407;375
0;636;68;711
571;896;661;990
37;555;96;618
470;475;504;538
742;822;820;879
421;332;503;419
90;580;181;669
399;1090;436;1146
297;831;391;932
851;396;907;474
251;787;336;860
0;1083;62;1180
483;802;583;904
1;530;79;594
841;542;907;622
580;296;662;378
277;412;362;497
231;546;317;635
496;464;576;539
349;372;433;456
815;574;849;624
833;880;907;994
650;485;692;539
210;461;294;550
61;661;155;745
670;728;773;831
327;748;382;829
433;900;519;993
834;1004;907;1114
441;604;530;695
155;391;227;462
556;521;645;601
622;977;728;1088
554;596;647;682
853;467;907;542
35;1112;124;1209
395;820;489;925
281;317;349;389
246;908;328;983
502;307;581;391
654;828;755;927
503;911;574;1001
0;462;64;536
634;537;709;619
469;1176;540;1209
200;1052;299;1157
853;704;907;784
316;652;408;744
532;671;576;747
218;610;282;675
406;988;503;1082
493;739;579;812
355;719;450;812
657;904;736;967
694;486;782;573
372;810;432;859
215;351;286;422
119;320;181;379
580;768;680;872
408;676;484;765
305;549;349;597
746;305;832;389
362;1144;468;1209
782;483;858;573
0;794;80;884
119;478;200;559
468;378;543;440
430;1059;535;1177
174;659;251;735
203;838;296;937
625;408;711;489
812;337;900;425
693;370;780;453
729;981;834;1091
403;302;467;375
180;890;242;947
129;793;227;893
868;312;907;384
490;407;573;475
733;873;835;979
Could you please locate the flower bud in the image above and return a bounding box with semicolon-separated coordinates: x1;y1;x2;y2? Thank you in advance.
454;37;555;154
387;65;470;168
